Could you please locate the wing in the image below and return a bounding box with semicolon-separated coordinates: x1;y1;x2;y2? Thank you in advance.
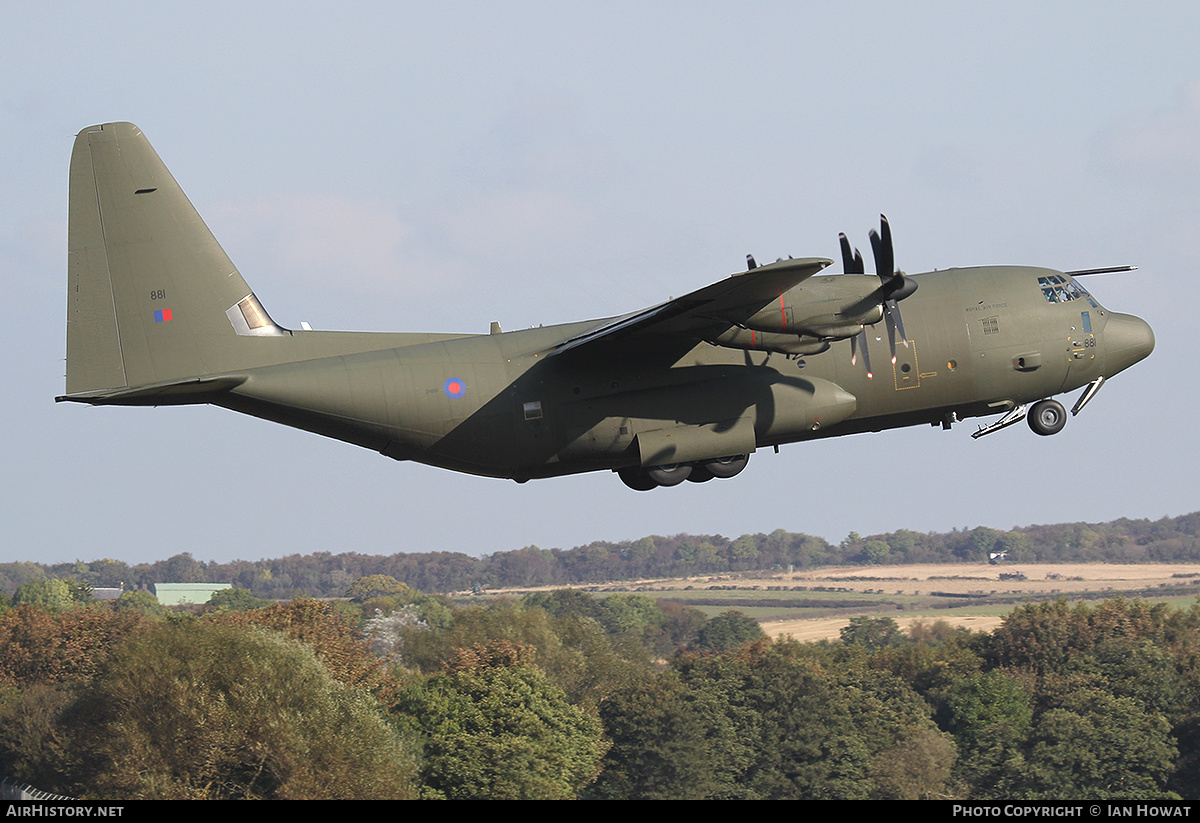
551;257;832;356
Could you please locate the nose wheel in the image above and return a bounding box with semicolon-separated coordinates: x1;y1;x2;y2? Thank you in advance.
973;389;1091;439
1028;399;1067;436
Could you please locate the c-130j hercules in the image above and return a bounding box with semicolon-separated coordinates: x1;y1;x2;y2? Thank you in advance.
59;123;1154;491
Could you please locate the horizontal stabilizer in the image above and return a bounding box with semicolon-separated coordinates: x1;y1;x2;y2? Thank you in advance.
56;374;247;406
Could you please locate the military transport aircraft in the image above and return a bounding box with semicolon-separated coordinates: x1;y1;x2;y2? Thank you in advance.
58;122;1155;490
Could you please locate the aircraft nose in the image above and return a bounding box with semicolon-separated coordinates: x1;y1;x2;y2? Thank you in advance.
1104;312;1155;376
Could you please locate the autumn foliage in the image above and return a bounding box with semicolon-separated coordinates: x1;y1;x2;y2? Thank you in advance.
3;586;1200;799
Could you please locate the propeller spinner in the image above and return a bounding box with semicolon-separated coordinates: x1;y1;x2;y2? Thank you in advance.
840;215;917;378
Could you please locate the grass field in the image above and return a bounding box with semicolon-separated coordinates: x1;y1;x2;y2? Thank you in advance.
488;562;1200;643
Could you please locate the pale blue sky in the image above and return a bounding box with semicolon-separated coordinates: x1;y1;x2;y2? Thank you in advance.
2;2;1195;565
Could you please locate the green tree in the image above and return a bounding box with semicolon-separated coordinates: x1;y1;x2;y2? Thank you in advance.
695;610;764;652
586;672;737;799
967;526;1002;559
44;622;417;799
1003;688;1177;799
935;669;1032;795
869;727;957;800
728;534;761;567
344;574;451;631
1075;637;1184;718
344;574;412;602
840;616;905;649
595;593;664;640
0;563;49;599
394;649;607;799
938;670;1033;754
862;539;891;564
523;588;602;623
205;587;270;612
113;590;167;618
657;600;709;654
672;639;953;799
160;552;204;584
399;599;639;708
212;599;400;703
12;579;74;612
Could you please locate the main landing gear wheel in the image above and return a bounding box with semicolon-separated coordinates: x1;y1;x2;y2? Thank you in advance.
619;454;750;489
646;464;692;486
1028;399;1067;436
701;454;749;479
618;467;658;491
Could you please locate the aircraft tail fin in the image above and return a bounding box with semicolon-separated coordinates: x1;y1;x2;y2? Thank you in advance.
63;122;283;400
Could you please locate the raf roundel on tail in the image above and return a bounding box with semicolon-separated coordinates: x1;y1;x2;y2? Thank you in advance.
59;122;1155;490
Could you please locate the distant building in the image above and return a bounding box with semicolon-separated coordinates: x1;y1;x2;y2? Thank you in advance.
152;583;232;606
92;584;124;601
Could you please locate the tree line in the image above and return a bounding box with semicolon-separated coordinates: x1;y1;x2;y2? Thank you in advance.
3;511;1199;600
1;577;1198;798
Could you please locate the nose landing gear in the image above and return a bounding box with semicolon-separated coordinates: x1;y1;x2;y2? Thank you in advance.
972;379;1105;440
1027;398;1067;436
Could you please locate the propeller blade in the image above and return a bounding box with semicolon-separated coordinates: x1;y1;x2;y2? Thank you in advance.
873;216;913;361
869;214;919;299
838;234;864;274
883;304;898;364
844;215;915;378
869;215;894;284
887;298;909;346
850;329;873;379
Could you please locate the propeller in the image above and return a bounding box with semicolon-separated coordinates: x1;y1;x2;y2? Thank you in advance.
849;323;873;379
840;233;872;377
840;215;918;377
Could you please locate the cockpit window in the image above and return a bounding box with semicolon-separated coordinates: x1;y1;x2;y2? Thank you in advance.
1038;273;1093;306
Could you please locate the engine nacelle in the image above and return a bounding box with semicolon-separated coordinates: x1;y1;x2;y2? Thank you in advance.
742;274;885;336
709;327;831;355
